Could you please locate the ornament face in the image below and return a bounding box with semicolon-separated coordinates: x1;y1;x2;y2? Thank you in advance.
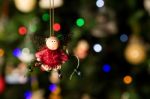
14;0;36;13
46;36;59;50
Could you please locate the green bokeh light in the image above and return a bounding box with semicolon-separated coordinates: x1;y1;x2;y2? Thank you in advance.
29;25;37;33
42;13;49;21
76;18;85;27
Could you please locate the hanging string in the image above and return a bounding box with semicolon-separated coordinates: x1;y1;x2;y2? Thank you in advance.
52;0;55;36
49;0;52;36
49;0;55;36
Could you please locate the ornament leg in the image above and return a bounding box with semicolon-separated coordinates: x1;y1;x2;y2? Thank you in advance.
58;70;62;78
41;65;49;71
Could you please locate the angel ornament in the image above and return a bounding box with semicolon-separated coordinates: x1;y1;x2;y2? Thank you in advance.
35;36;68;77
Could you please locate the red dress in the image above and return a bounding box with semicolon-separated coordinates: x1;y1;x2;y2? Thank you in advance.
35;47;68;69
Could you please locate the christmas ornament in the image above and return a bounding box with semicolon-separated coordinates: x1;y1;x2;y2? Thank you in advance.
144;0;150;14
35;36;68;71
74;40;89;59
124;35;146;65
31;0;69;78
14;0;36;13
39;0;63;9
28;0;79;80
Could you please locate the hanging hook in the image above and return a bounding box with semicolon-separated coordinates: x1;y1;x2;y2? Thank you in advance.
69;55;80;80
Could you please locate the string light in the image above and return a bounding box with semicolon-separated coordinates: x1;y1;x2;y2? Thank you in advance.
76;18;85;27
96;0;104;8
49;84;57;92
42;13;49;21
93;44;102;53
53;23;61;32
0;76;5;93
0;48;4;57
120;34;128;42
123;75;133;84
24;91;32;99
22;48;30;54
29;25;37;33
102;64;111;73
18;26;27;35
13;48;22;57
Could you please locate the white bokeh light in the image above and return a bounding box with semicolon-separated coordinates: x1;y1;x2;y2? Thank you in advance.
96;0;104;8
93;44;102;52
22;48;30;54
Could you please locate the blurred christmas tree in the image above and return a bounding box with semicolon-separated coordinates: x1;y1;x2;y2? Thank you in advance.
0;0;150;99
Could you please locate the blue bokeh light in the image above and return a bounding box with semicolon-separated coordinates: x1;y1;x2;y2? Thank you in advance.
120;34;128;42
24;91;32;99
13;48;21;57
49;84;57;92
102;64;111;73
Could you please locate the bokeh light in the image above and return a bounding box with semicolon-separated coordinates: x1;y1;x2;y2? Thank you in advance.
74;40;90;59
49;84;57;92
123;75;133;84
120;34;128;42
42;13;49;21
102;64;111;73
14;0;36;13
13;48;22;57
76;18;85;27
22;48;30;54
53;23;61;32
29;25;37;33
0;48;4;57
96;0;104;8
49;71;60;84
124;41;146;65
39;0;63;9
18;26;27;35
93;44;102;53
0;76;5;93
24;91;32;99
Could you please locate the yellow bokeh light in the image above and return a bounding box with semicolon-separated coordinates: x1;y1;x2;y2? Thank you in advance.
123;75;133;84
0;48;4;57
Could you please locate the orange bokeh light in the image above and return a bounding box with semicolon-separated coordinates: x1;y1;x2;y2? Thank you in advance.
123;75;133;84
0;49;4;57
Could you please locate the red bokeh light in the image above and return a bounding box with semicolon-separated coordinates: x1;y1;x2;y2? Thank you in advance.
0;76;5;93
53;23;61;32
18;26;27;35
